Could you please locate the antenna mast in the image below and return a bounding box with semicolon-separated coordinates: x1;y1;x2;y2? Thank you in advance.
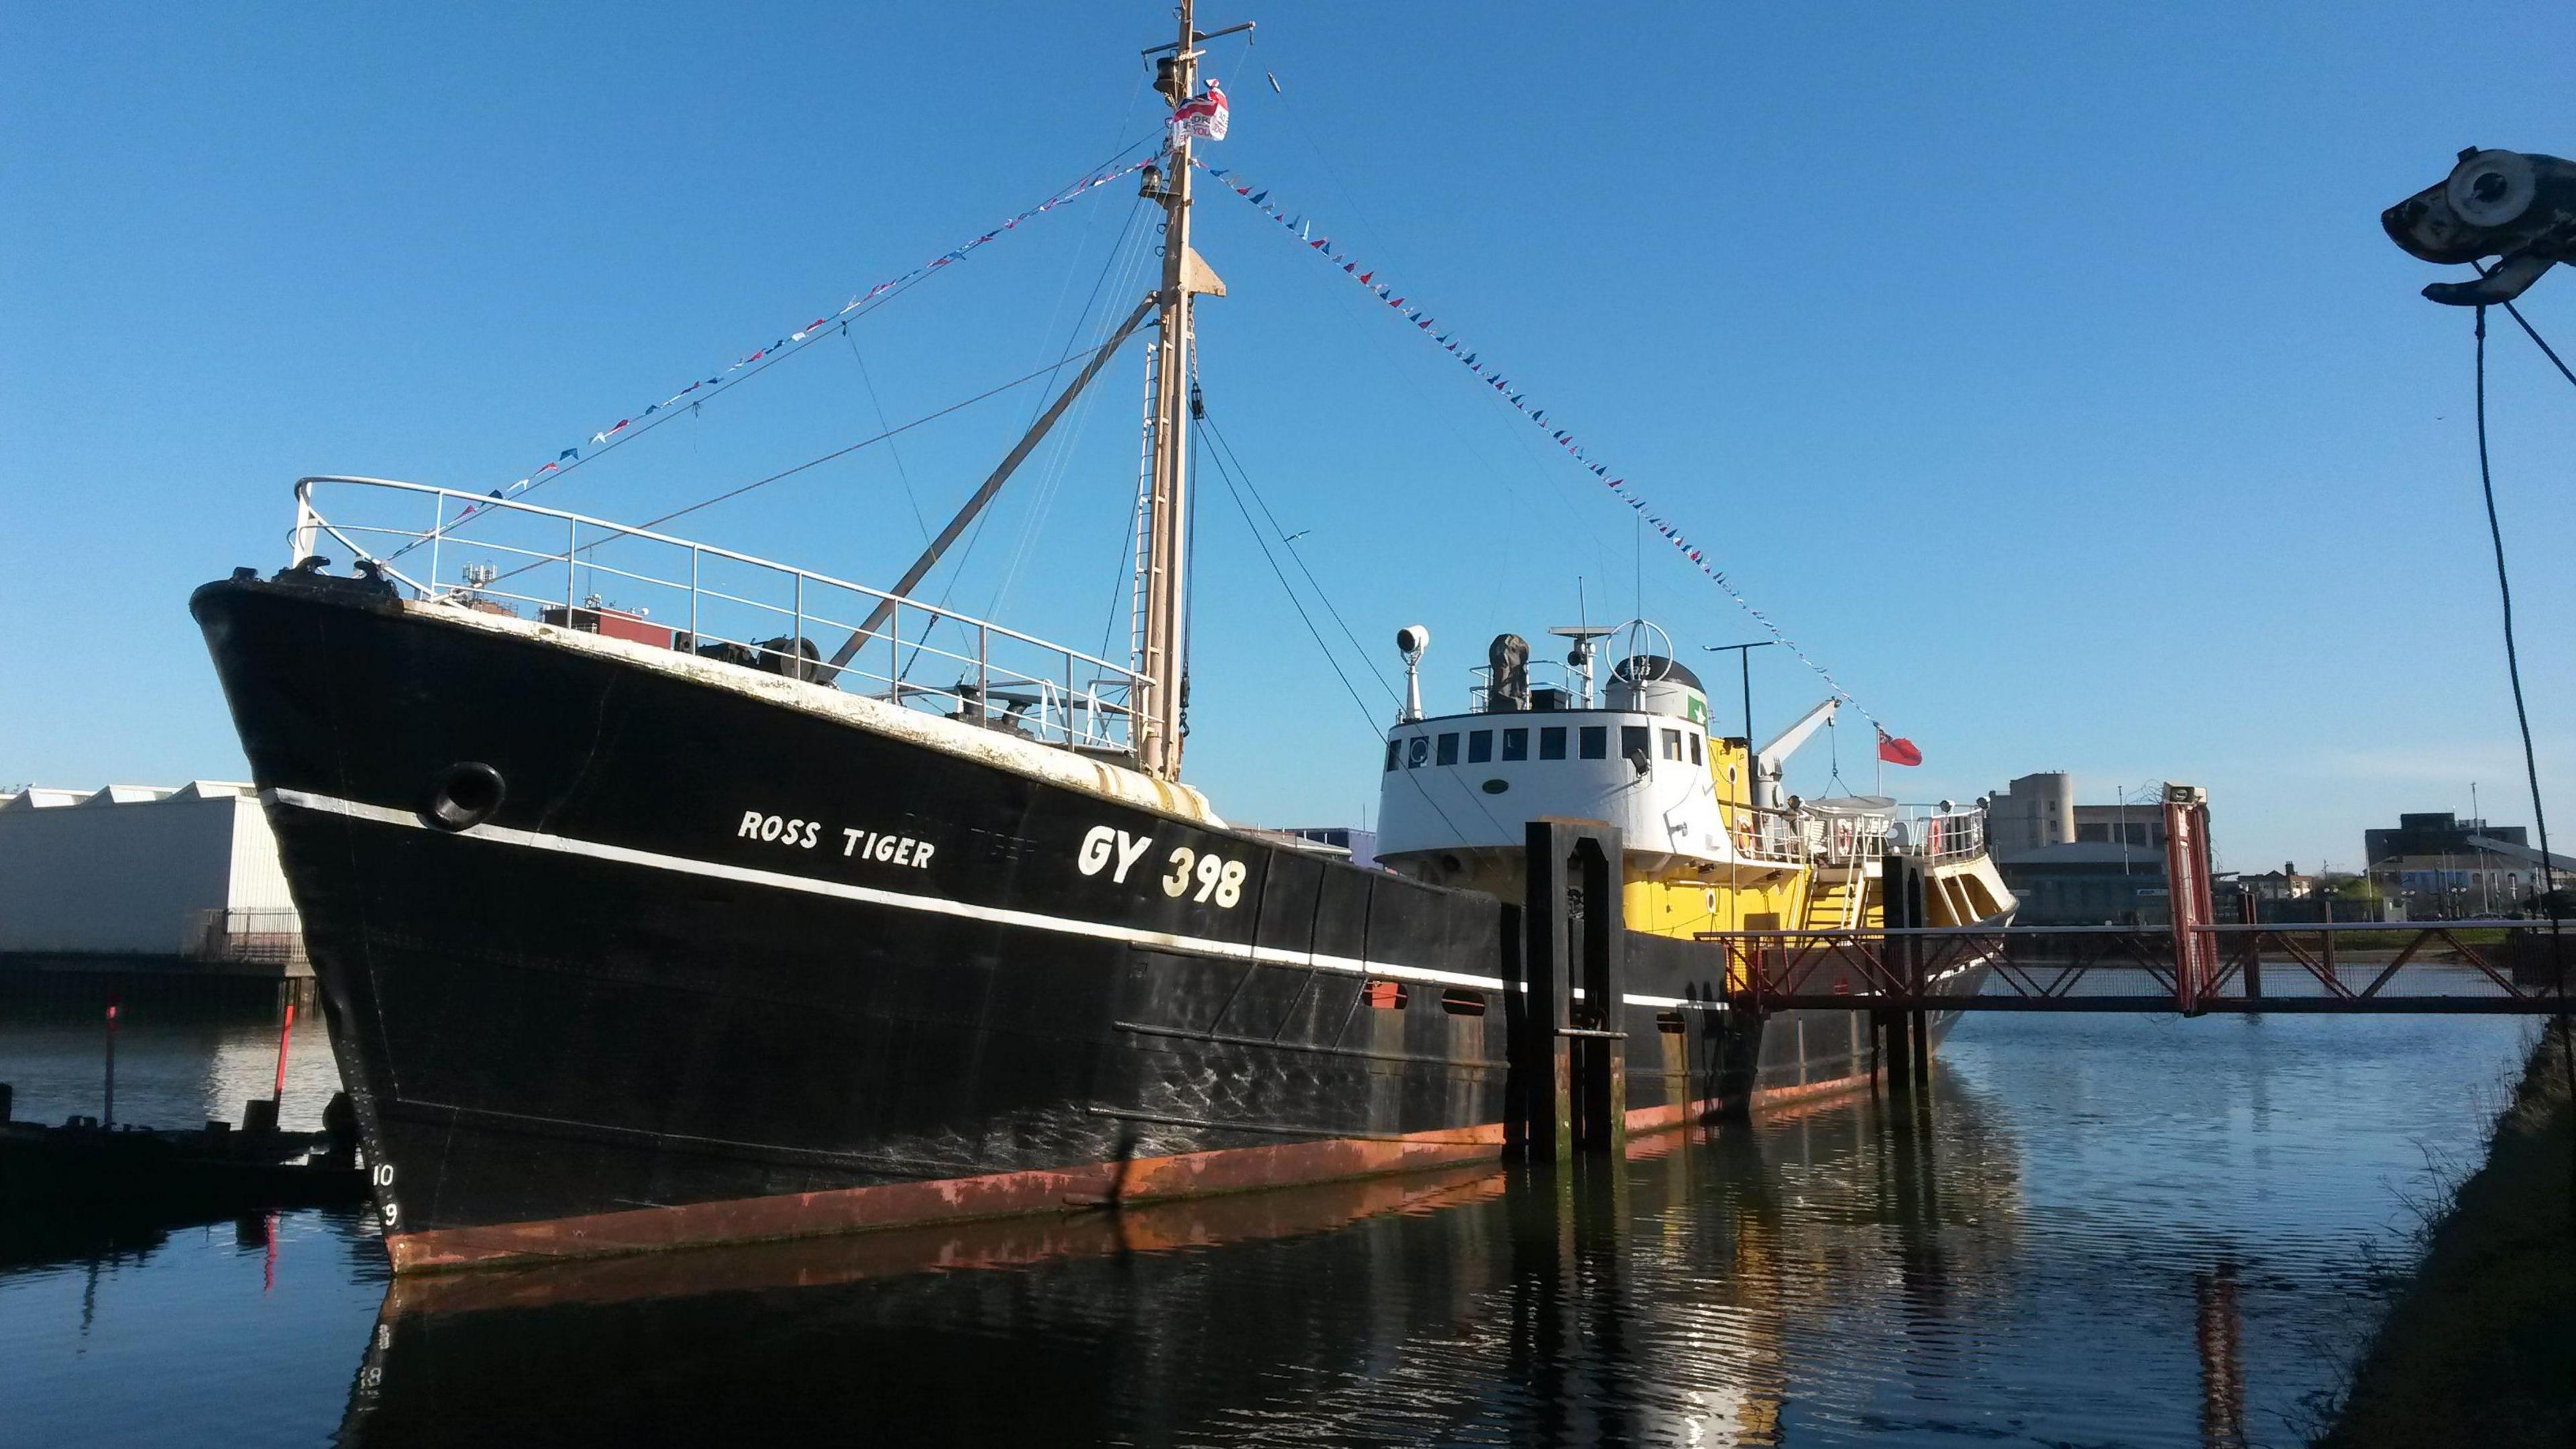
1132;0;1234;780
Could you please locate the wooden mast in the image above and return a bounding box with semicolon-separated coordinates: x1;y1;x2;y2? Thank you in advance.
1135;0;1222;781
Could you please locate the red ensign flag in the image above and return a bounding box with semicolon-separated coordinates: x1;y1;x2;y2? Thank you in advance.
1876;728;1923;767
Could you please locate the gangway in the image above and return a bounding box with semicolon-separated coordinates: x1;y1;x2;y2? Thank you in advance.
1704;783;2573;1016
1705;919;2573;1014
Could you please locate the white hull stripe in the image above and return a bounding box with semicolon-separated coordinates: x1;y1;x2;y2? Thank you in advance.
258;790;2008;1013
266;788;1523;996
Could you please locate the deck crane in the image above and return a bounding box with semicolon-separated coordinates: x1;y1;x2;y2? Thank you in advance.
1753;698;1839;810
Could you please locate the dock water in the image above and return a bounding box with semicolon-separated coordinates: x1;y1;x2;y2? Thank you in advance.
0;1004;2537;1446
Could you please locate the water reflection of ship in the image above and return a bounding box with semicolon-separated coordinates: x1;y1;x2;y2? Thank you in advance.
338;1068;2022;1448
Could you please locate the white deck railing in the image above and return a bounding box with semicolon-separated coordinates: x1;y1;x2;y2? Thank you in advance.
1812;804;1988;866
289;476;1146;754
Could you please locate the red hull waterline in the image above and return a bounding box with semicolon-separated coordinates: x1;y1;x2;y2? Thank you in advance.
388;1068;1900;1273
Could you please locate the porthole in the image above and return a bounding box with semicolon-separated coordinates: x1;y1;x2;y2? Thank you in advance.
1481;778;1509;794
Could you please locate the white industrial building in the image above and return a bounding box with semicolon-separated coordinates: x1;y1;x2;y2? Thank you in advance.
0;783;302;964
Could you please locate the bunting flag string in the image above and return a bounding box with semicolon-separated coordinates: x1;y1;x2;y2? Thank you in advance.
468;156;1155;517
1195;158;1889;733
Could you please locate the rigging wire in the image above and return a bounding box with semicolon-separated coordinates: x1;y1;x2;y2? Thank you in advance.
896;201;1157;685
1094;473;1146;667
1191;410;1486;847
941;74;1158;621
1183;382;1200;739
519;134;1161;506
842;329;932;545
1241;64;1632;620
474;333;1137;592
627;331;1131;536
1201;160;1884;728
983;201;1160;621
1192;405;1400;708
1189;414;1381;737
1264;66;1636;599
386;140;1163;577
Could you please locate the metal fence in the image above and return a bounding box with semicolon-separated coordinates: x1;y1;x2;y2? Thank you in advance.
190;908;307;966
290;476;1146;753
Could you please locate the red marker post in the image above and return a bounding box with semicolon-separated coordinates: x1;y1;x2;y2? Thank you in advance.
272;999;297;1110
103;991;119;1128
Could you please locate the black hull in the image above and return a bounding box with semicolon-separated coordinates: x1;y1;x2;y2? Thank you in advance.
193;574;1986;1269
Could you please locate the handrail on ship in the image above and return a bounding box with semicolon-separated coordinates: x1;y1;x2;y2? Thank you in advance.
1777;802;1986;869
287;476;1150;754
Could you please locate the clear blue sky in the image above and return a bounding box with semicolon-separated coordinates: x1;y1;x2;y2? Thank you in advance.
5;3;2573;876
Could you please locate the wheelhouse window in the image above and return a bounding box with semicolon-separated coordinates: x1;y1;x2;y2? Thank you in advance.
1688;733;1703;765
1502;728;1529;761
1436;733;1460;766
1407;736;1430;768
1662;729;1683;761
1468;730;1493;763
1619;725;1648;761
1539;727;1567;761
1385;739;1401;772
1580;725;1609;759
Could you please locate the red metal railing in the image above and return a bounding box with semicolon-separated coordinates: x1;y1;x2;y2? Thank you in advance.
1695;920;2574;1014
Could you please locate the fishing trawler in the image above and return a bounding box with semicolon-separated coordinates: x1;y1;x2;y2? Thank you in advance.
192;5;2009;1272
